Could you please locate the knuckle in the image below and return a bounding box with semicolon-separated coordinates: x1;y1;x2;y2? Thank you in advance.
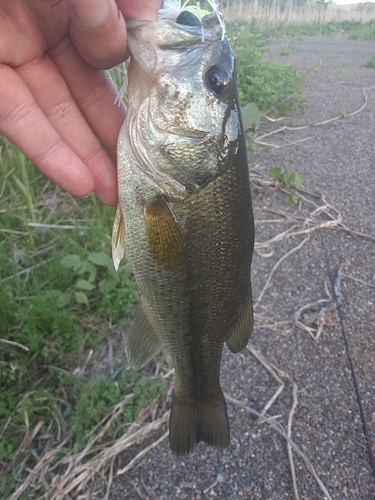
30;138;66;165
76;74;111;107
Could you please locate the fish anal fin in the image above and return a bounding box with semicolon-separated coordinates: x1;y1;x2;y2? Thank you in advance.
144;198;183;270
125;304;164;369
226;288;254;353
169;391;230;455
112;205;126;271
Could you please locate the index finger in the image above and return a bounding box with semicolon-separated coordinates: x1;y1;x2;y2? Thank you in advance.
0;64;95;198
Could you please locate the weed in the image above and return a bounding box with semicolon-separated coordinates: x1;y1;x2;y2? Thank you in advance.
269;166;303;206
256;20;375;41
346;20;375;41
227;22;305;114
71;372;165;448
58;251;136;319
280;42;294;56
241;102;262;132
0;373;165;498
365;55;375;68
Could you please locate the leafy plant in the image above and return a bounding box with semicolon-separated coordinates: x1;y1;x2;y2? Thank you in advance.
269;166;303;206
58;250;137;322
241;102;262;131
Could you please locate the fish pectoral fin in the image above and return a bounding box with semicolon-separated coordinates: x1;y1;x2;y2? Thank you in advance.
125;304;164;369
144;198;183;270
169;391;229;456
112;204;126;271
226;287;254;353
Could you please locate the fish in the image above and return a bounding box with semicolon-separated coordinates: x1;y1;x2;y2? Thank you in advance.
112;0;255;455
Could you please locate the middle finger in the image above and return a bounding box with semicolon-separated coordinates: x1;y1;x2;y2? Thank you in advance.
16;52;118;205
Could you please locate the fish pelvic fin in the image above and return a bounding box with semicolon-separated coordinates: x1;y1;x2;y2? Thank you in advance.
226;287;254;353
125;304;164;369
169;391;230;455
112;204;126;271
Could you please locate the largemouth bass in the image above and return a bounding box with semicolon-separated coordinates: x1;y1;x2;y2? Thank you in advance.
112;0;254;455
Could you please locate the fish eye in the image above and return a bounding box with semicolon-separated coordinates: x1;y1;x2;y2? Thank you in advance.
205;65;231;95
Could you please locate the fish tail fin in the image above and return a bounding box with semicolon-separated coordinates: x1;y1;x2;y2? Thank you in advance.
169;391;229;455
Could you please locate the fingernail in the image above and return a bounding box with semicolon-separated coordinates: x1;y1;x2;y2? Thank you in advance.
72;0;110;27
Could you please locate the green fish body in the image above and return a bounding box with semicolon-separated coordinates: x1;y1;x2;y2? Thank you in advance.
112;5;254;455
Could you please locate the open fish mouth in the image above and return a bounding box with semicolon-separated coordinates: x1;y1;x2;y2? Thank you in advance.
168;127;208;139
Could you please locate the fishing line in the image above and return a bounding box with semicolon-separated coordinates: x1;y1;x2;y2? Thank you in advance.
319;230;375;485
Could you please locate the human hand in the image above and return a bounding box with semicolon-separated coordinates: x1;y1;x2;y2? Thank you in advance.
0;0;161;206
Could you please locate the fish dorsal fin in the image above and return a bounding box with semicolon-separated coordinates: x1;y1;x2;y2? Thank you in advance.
226;288;253;353
125;304;164;369
145;198;183;270
112;204;126;271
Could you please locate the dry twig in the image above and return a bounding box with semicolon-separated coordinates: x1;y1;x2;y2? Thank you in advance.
254;313;292;332
255;237;308;307
9;433;73;500
255;85;375;146
250;169;374;315
0;338;29;351
341;273;375;289
246;346;300;500
225;394;333;500
50;408;169;499
294;298;332;341
117;430;169;476
1;258;54;283
28;222;88;230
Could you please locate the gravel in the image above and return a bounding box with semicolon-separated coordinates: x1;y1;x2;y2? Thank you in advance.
98;37;375;499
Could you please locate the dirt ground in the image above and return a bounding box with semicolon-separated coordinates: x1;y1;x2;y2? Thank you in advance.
98;37;375;499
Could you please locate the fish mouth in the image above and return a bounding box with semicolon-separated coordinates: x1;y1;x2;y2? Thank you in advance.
168;127;208;140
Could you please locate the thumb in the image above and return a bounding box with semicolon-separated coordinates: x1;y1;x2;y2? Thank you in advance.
70;0;111;26
68;0;128;69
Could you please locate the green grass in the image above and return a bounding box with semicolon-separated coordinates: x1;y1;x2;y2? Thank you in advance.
279;42;294;56
227;23;305;115
258;20;375;40
0;135;166;498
